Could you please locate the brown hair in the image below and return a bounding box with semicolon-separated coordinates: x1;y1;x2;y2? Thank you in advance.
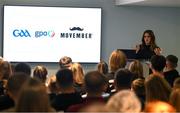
15;78;54;112
145;75;171;102
170;89;180;112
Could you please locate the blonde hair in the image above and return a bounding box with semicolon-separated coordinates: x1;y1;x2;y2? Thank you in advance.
33;65;48;83
109;50;126;72
71;63;84;84
129;60;144;78
106;90;141;112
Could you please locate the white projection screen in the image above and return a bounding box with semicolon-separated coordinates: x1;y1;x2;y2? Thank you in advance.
3;6;102;63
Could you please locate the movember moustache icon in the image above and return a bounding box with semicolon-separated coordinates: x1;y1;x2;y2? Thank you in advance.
70;27;84;31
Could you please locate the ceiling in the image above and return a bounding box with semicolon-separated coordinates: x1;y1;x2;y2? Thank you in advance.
115;0;180;7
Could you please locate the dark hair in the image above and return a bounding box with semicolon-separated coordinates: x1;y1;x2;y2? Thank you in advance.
141;30;157;51
59;56;72;69
150;55;166;72
85;71;108;93
166;55;178;68
14;63;31;76
114;68;134;90
56;69;73;88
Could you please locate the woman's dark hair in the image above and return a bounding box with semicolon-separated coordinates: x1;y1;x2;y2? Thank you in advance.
141;30;157;51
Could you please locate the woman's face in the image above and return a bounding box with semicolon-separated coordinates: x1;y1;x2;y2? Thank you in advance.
143;33;151;45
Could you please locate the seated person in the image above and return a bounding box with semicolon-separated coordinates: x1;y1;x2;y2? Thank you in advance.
51;69;83;111
164;55;179;87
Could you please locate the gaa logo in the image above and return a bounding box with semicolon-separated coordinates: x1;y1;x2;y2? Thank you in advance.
13;29;31;37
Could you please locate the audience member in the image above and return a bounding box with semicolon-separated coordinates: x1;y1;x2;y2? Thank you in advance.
14;62;31;76
51;69;83;111
150;55;166;76
33;65;48;84
131;78;145;110
97;59;109;75
106;90;141;112
164;55;179;87
169;88;180;112
15;78;54;112
67;71;108;112
1;72;30;111
114;68;134;92
173;77;180;89
106;49;127;80
144;101;176;112
59;56;72;69
71;63;85;95
0;60;13;95
145;75;171;102
128;60;144;79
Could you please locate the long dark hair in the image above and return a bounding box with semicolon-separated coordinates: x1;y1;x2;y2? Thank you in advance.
141;30;158;51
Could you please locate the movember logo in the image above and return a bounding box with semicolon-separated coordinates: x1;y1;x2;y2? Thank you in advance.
69;27;84;31
60;27;92;39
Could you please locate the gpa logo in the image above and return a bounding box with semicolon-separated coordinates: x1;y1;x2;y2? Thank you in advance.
13;29;31;37
35;31;55;38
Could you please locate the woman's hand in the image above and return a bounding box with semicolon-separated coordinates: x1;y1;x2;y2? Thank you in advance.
135;45;140;53
154;47;162;55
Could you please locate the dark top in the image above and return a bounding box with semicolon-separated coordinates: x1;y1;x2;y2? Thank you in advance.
163;69;179;87
0;95;14;111
73;83;86;95
136;45;156;60
51;92;83;111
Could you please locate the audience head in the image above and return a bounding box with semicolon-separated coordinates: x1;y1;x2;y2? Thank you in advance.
109;49;127;72
7;72;30;101
145;75;171;102
142;29;156;46
150;55;166;72
128;60;144;78
145;101;176;112
15;78;53;112
166;54;178;69
84;71;108;95
97;60;109;75
71;63;84;85
169;88;180;112
14;62;31;76
173;77;180;89
59;56;72;69
131;78;145;96
114;68;134;91
0;60;12;80
106;90;141;112
56;69;73;89
33;65;48;83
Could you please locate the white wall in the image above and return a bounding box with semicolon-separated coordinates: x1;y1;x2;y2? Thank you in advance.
0;0;180;76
